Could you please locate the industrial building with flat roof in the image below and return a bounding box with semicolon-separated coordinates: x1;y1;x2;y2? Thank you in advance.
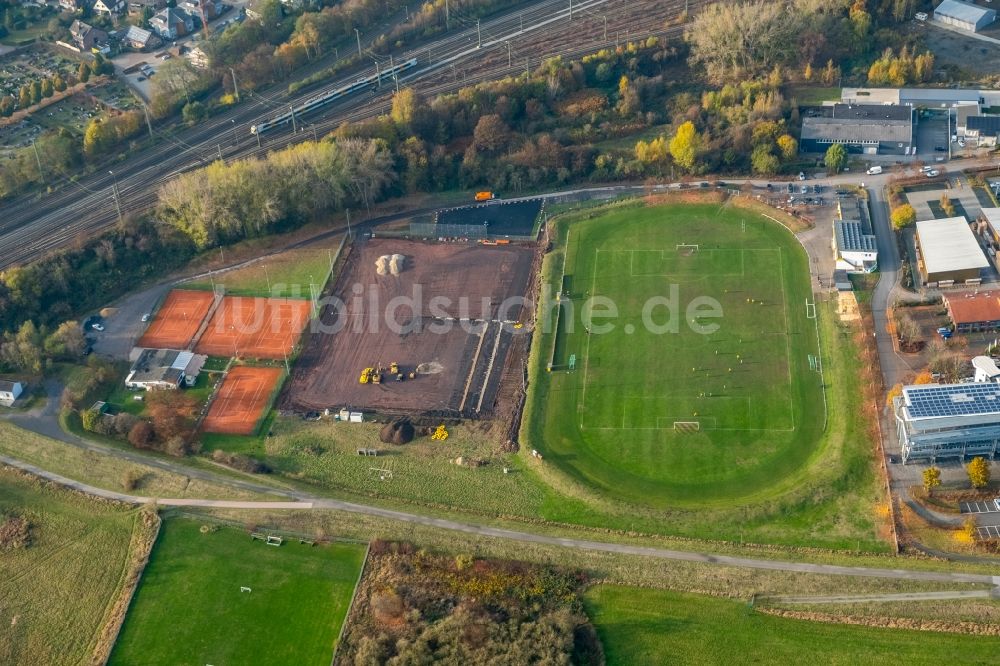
915;216;989;285
125;348;207;390
895;383;1000;463
799;104;913;155
943;291;1000;332
840;87;988;108
934;0;996;32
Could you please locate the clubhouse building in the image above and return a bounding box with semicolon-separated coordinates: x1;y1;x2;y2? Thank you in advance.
894;383;1000;463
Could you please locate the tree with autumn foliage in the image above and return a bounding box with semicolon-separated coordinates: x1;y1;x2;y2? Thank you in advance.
922;466;941;495
967;457;991;489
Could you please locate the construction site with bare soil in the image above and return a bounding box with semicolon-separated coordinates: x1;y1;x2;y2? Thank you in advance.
283;237;539;421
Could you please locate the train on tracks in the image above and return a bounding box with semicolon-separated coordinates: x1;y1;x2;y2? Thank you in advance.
250;57;419;136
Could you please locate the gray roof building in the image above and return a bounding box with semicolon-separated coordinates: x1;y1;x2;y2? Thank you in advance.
934;0;996;32
800;104;913;155
125;348;206;390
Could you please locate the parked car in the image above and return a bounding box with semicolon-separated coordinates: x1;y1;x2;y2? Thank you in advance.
787;183;794;193
866;166;883;175
926;169;939;177
797;171;806;181
934;146;946;152
92;323;105;332
141;313;150;322
958;139;966;148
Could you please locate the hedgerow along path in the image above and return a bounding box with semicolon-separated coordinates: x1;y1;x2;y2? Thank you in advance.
527;201;824;508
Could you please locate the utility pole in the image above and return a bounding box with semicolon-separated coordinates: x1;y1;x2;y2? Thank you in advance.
217;143;222;160
374;58;381;86
603;15;607;41
525;56;529;77
346;207;352;238
391;54;399;93
108;171;123;225
445;0;449;29
229;67;240;102
505;41;511;68
569;0;573;19
255;128;261;148
31;139;43;181
290;105;297;133
476;19;481;48
311;124;318;142
230;118;237;145
139;103;154;139
354;27;362;57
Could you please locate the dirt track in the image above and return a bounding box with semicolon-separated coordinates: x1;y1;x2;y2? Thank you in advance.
284;238;536;416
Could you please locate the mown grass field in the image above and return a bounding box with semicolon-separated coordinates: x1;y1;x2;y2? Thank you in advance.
584;585;1000;665
529;202;823;506
184;247;337;298
110;519;366;666
0;467;140;665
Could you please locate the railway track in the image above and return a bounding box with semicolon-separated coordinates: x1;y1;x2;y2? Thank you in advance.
0;0;703;268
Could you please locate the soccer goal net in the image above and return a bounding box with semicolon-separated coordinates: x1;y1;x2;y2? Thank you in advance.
673;421;701;433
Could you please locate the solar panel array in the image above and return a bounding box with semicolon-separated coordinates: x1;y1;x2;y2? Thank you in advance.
905;383;1000;419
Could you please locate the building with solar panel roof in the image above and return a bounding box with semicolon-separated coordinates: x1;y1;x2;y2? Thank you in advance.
894;383;1000;463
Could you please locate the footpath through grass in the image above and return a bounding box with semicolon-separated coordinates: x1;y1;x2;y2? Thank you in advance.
110;519;366;666
584;585;1000;665
0;467;140;665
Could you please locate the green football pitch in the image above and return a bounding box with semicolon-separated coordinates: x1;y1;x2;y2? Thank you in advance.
531;202;824;506
109;519;366;666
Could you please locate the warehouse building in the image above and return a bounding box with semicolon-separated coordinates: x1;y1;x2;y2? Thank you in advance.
840;87;985;109
915;216;989;285
894;383;1000;463
799;104;913;155
943;291;1000;332
934;0;996;32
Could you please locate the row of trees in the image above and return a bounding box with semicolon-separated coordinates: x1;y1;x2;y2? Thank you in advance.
157;137;393;248
867;46;934;86
922;458;991;494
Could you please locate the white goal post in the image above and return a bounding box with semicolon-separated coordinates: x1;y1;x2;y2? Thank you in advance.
675;244;700;252
805;300;816;320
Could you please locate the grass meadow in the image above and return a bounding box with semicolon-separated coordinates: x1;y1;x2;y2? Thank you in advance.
0;468;141;665
109;519;366;666
584;585;1000;665
528;201;823;506
184;248;337;298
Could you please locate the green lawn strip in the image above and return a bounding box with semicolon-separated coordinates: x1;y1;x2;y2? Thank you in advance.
0;421;282;501
0;467;138;665
584;585;1000;665
183;248;336;298
109;519;366;666
787;86;842;106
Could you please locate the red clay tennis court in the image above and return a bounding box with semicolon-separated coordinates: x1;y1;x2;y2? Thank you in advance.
195;296;311;359
137;289;215;349
202;366;284;435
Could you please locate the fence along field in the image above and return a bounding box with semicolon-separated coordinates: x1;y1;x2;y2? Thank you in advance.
531;202;823;507
202;366;285;435
195;296;312;359
137;289;215;349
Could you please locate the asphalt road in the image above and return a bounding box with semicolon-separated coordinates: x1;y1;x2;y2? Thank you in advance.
2;452;998;587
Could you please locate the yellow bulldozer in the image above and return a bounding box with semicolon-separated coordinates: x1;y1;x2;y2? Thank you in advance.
359;367;374;384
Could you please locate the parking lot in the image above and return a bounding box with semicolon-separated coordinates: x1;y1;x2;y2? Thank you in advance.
959;499;1000;514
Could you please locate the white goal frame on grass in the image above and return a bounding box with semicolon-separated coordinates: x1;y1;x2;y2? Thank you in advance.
675;243;700;253
805;300;816;320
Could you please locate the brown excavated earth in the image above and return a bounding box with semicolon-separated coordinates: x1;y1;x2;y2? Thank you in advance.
284;238;536;416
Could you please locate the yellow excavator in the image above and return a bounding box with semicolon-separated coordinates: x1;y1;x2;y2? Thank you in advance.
359;367;374;384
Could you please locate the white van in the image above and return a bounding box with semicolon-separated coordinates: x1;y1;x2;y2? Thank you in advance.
915;12;928;21
866;166;883;175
